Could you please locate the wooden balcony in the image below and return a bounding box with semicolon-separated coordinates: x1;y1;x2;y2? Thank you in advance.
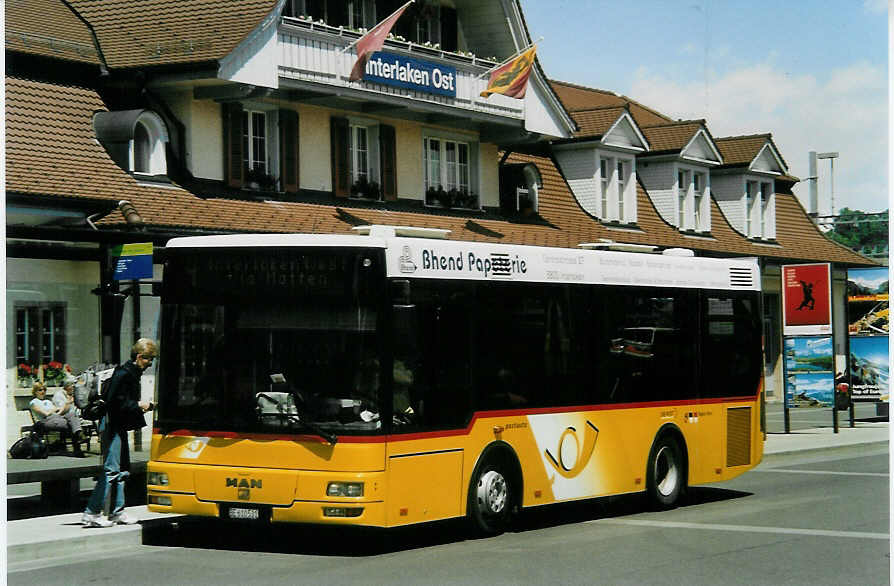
277;17;525;125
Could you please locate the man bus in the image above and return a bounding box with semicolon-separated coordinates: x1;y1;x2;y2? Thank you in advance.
147;225;764;534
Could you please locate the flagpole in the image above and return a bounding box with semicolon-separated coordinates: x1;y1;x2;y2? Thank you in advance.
474;36;543;79
341;0;414;53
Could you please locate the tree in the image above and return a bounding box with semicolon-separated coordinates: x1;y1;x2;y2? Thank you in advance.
827;208;889;254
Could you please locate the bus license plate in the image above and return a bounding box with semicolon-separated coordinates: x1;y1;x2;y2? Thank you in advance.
228;507;260;520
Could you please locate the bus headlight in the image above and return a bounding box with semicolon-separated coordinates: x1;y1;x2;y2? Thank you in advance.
149;495;172;506
326;481;363;497
148;472;169;486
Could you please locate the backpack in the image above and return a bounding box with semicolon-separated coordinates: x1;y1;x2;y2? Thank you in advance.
82;368;116;421
9;433;48;459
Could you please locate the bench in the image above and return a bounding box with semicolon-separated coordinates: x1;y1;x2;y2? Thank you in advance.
7;451;149;508
13;393;97;455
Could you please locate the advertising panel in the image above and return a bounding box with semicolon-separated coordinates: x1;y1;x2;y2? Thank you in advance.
783;336;834;408
846;267;889;403
847;267;889;336
848;335;889;402
781;263;832;336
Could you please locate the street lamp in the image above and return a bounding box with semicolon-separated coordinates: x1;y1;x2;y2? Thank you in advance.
816;151;839;215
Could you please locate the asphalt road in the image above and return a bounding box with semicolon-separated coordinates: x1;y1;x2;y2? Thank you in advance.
10;443;888;586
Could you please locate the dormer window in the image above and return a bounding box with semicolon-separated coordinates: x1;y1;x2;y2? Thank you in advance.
499;162;541;218
597;154;634;223
93;109;169;179
693;172;705;229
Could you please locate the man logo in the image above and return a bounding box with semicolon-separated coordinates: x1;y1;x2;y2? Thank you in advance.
226;478;262;489
544;421;598;479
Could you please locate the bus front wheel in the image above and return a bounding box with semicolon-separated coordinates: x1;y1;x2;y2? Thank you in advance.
469;460;513;535
646;435;684;510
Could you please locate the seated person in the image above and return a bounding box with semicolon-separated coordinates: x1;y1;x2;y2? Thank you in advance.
29;381;87;457
52;375;80;417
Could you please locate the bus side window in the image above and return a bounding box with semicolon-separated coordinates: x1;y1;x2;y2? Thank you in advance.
411;283;474;430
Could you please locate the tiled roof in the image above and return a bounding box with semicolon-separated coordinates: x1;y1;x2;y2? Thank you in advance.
715;133;789;170
7;0;278;68
570;107;627;138
6;75;874;267
549;79;673;128
715;134;770;166
5;0;101;65
640;120;704;153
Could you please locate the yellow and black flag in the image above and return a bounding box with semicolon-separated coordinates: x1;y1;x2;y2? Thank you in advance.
480;45;537;99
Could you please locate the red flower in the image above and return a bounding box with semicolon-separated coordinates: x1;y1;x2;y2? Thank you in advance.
17;363;32;376
48;361;63;370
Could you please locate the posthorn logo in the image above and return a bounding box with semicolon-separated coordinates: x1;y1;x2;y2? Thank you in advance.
399;246;417;273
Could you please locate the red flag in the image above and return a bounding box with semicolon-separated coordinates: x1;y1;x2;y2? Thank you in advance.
480;46;537;99
349;1;413;82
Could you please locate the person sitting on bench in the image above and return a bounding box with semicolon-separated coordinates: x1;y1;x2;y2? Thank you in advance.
29;381;87;457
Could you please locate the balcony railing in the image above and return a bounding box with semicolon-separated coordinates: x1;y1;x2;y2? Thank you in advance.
278;17;524;120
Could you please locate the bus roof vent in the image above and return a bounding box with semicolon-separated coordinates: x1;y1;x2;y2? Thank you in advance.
729;267;755;288
352;225;452;239
662;248;695;257
578;239;658;253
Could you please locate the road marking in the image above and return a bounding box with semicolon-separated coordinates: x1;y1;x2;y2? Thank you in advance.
590;519;889;540
758;469;889;478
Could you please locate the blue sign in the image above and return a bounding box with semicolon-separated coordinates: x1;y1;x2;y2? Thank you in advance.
112;242;153;280
362;52;456;97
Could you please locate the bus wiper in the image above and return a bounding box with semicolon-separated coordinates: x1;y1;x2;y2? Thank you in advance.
256;392;338;445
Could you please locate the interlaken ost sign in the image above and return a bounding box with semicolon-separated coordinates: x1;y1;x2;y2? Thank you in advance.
361;51;457;97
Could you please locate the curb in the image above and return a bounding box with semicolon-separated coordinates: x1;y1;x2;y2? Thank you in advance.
7;510;182;571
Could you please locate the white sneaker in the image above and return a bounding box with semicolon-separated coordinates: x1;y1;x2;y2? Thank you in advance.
82;511;114;528
109;511;138;525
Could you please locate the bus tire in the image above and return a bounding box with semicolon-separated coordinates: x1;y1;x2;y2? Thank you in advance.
646;434;684;510
468;457;514;535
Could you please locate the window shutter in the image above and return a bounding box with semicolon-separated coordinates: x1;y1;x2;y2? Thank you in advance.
279;109;300;194
330;116;350;198
379;124;397;201
223;102;244;188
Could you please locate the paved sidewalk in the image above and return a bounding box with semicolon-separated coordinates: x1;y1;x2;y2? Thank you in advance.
6;422;888;571
764;420;889;455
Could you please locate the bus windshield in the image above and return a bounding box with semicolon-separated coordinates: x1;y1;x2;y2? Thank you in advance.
157;247;385;436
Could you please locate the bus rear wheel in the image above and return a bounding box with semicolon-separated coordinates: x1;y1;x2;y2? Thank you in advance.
469;460;513;535
646;435;684;510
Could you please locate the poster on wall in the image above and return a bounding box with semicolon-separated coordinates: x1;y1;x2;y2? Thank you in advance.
783;336;834;408
848;336;889;402
782;263;832;336
847;267;889;336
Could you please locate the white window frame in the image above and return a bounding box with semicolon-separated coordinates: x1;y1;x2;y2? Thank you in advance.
600;158;609;217
129;111;168;176
760;181;773;238
423;134;476;208
677;169;690;229
349;124;370;184
745;180;758;237
617;159;627;220
598;153;634;223
693;172;705;231
243;110;268;174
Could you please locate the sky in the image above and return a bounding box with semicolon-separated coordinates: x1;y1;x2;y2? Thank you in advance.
520;0;889;214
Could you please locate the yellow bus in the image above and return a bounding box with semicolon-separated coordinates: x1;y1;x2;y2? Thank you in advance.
148;225;765;534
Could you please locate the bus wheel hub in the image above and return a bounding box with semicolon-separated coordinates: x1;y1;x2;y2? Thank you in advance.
477;470;507;515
